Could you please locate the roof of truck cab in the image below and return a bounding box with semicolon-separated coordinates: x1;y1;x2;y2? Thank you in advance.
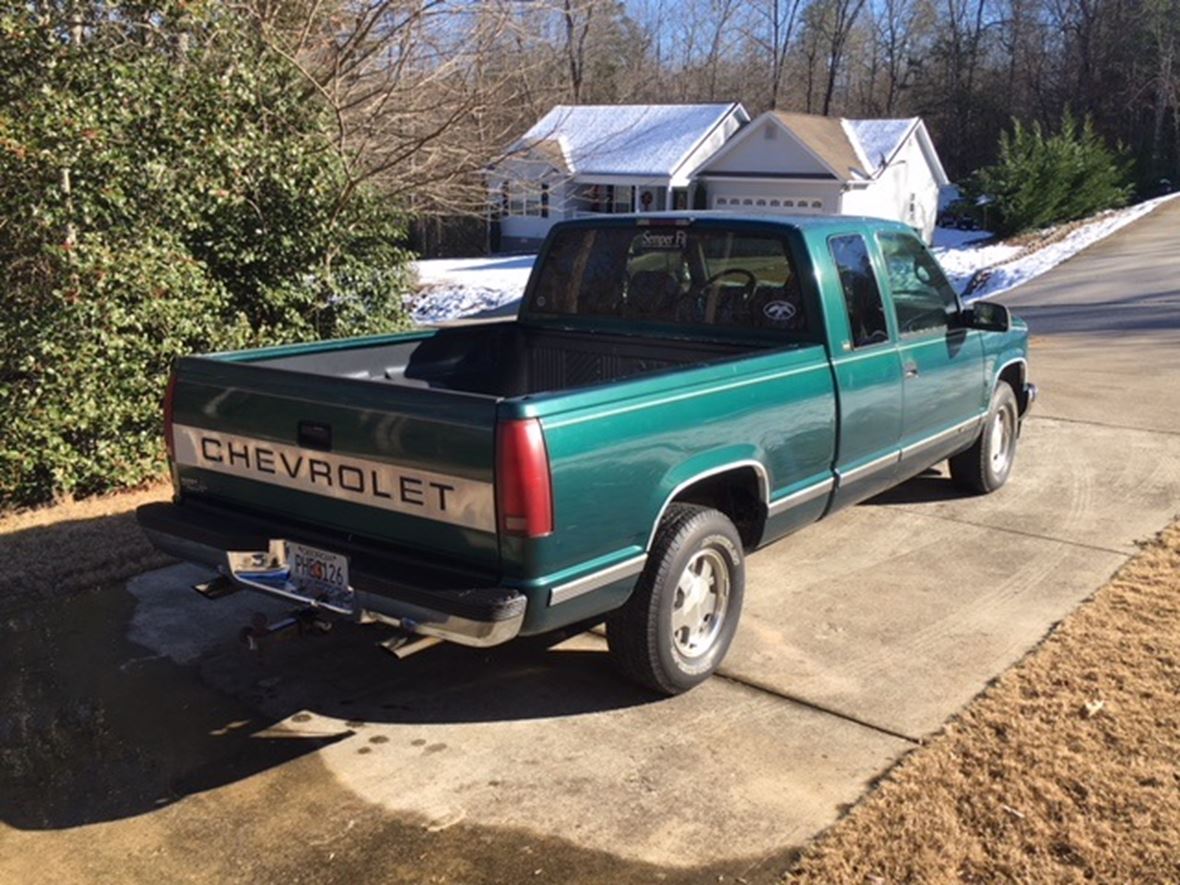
551;211;917;234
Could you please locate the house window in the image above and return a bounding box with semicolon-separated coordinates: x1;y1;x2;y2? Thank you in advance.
784;200;794;208
769;199;781;207
672;188;689;210
756;198;766;206
742;198;753;205
811;200;822;209
612;185;633;214
716;197;728;206
575;184;608;213
512;183;545;217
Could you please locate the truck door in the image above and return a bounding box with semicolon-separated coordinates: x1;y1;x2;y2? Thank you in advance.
824;232;905;509
874;231;987;474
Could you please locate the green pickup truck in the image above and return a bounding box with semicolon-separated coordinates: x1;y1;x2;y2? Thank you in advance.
138;214;1035;694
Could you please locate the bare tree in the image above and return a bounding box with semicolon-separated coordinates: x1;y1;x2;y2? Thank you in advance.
561;0;595;102
820;0;869;115
745;0;808;108
251;1;543;217
874;0;924;114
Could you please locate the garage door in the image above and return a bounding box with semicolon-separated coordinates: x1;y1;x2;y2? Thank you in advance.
714;196;826;213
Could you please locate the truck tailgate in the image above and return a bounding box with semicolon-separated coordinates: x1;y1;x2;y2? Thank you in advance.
169;356;500;569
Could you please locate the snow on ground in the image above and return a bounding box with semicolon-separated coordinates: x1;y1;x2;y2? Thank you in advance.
936;192;1180;302
410;194;1179;322
410;254;535;323
932;228;1021;293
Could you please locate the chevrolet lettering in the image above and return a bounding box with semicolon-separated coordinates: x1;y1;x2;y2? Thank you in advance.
171;425;493;531
138;214;1035;694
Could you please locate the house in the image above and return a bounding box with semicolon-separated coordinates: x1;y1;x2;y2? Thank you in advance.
691;111;949;242
491;102;749;251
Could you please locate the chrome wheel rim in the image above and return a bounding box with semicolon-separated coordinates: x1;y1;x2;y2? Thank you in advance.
671;548;730;660
989;407;1014;474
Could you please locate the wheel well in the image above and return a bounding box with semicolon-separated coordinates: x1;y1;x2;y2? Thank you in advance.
669;467;765;550
998;362;1028;413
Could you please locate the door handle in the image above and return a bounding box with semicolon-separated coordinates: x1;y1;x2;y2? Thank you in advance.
904;363;920;378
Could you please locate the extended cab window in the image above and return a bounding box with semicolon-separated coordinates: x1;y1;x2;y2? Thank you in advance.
828;234;889;348
877;232;961;336
528;226;808;333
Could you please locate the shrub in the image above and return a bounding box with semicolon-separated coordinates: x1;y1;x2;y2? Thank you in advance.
0;3;412;509
968;112;1133;237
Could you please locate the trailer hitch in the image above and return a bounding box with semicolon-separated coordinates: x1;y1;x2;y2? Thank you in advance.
239;608;333;651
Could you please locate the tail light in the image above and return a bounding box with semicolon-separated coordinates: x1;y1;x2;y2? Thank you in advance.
496;418;553;538
162;369;178;460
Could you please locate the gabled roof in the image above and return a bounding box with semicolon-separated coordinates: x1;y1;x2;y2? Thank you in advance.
695;111;947;186
504;103;746;178
528;137;571;173
771;112;867;180
845;118;918;173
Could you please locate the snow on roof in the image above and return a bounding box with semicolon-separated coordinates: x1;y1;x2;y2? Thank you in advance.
510;103;740;177
845;118;918;173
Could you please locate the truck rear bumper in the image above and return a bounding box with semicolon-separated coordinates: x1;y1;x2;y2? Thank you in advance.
136;501;525;648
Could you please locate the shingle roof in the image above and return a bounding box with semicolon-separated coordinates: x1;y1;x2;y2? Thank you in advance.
772;111;868;180
529;137;571;173
844;118;919;173
765;112;920;180
509;103;742;177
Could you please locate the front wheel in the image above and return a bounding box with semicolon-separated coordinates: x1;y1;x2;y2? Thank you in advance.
606;504;745;695
950;381;1020;494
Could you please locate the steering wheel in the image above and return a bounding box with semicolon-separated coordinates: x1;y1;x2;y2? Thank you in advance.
702;268;757;295
703;268;757;322
677;268;758;323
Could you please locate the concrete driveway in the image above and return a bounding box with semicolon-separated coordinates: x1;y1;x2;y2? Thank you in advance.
3;200;1179;883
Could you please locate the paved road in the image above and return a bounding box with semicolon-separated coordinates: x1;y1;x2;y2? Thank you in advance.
3;201;1179;883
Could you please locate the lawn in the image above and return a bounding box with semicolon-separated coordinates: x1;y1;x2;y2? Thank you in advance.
786;521;1180;882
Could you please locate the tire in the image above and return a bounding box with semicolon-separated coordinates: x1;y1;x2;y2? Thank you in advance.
950;381;1020;494
606;503;745;695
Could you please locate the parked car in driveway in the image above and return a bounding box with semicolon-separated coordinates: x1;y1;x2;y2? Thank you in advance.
138;213;1035;694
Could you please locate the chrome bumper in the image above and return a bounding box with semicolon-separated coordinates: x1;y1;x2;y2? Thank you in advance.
139;514;525;649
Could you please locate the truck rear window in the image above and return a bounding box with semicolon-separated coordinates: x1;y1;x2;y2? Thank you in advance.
527;226;807;333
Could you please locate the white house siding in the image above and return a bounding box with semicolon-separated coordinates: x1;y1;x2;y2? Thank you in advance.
840;132;940;242
707;178;842;214
674;114;749;186
700;117;831;177
500;214;557;247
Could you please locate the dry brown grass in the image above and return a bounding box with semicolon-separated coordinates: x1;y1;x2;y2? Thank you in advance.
0;483;173;614
787;523;1180;883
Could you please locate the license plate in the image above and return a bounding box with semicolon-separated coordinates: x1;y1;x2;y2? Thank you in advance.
286;541;353;611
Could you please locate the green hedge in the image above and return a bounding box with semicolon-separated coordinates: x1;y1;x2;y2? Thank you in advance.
969;112;1133;237
0;3;412;509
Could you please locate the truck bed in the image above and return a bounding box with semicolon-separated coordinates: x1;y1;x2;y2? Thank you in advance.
253;322;762;397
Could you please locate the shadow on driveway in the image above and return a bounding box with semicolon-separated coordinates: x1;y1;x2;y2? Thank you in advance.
0;530;654;832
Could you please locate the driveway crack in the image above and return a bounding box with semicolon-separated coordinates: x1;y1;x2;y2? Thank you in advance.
1027;414;1180;438
888;508;1132;557
714;671;922;744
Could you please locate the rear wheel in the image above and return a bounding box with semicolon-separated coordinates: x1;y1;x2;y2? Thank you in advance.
606;504;745;695
950;381;1019;494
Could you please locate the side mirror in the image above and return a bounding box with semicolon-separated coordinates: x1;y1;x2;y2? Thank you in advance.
964;301;1011;333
